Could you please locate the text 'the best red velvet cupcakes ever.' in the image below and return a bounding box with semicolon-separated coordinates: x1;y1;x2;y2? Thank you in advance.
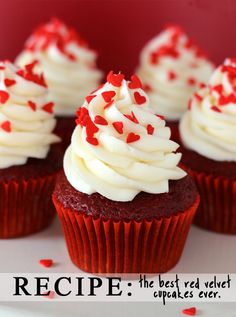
0;61;61;238
53;72;199;273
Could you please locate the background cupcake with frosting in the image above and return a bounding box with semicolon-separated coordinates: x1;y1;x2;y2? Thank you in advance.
180;57;236;234
53;71;199;273
137;24;214;140
15;18;103;149
0;61;61;238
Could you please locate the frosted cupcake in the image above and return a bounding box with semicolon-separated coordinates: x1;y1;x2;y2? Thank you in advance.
0;61;61;238
137;25;214;140
180;58;236;233
16;18;102;149
53;71;199;273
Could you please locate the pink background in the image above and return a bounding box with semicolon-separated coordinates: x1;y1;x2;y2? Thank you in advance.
1;0;235;76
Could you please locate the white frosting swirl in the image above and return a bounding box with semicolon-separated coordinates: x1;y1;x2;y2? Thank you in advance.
180;58;236;162
15;18;102;117
137;25;214;121
64;72;186;202
0;61;60;169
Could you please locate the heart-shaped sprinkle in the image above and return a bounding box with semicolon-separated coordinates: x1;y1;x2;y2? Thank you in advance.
168;71;176;81
187;77;196;86
0;90;9;104
4;79;16;87
213;84;223;94
86;136;99;146
86;95;96;104
182;307;196;316
143;84;152;92
147;124;154;135
156;114;165;120
104;101;114;109
128;75;143;89
211;105;221;113
28;100;37;111
199;82;206;89
39;259;53;268
134;91;146;105
1;120;11;132
124;111;139;124
126;132;140;143
94;115;108;125
102;91;116;102
42;102;54;114
43;291;55;299
107;71;124;87
194;93;203;102
112;121;123;134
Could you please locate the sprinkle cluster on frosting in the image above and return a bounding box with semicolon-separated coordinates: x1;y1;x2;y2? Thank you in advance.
15;18;103;116
180;58;236;162
64;72;186;202
24;18;90;61
137;24;214;120
0;61;60;168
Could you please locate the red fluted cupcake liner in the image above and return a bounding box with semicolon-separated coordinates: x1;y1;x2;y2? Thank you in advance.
0;173;59;238
53;194;199;273
180;165;236;234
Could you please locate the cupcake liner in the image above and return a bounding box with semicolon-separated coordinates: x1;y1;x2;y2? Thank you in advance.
181;165;236;234
53;194;199;273
0;173;58;238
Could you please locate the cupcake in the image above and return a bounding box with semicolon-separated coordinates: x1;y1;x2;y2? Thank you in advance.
137;24;214;140
179;58;236;234
16;18;102;149
53;71;199;273
0;61;61;238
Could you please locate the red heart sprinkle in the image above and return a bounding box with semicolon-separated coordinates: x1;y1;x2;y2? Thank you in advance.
42;102;54;114
187;77;196;86
128;75;143;89
212;84;223;94
182;307;196;316
28;100;37;111
94;115;108;125
107;71;124;87
4;79;16;87
143;84;152;92
112;121;123;134
86;95;96;104
126;132;140;143
168;71;176;81
1;120;11;132
124;111;139;124
147;124;154;135
86;136;99;146
39;259;54;268
211;106;221;113
43;291;55;299
199;82;206;89
156;114;165;120
134;91;146;105
194;93;203;102
0;90;9;104
104;101;114;109
102;91;116;102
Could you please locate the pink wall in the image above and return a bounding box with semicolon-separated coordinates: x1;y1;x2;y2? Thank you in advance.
1;0;235;76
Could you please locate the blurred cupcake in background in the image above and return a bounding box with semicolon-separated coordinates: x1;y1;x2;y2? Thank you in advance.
0;61;61;238
137;24;214;140
16;18;103;149
179;58;236;234
53;71;199;273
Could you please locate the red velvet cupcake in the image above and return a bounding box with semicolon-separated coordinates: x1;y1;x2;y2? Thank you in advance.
53;72;199;273
179;58;236;234
136;24;214;141
0;61;61;238
15;18;103;150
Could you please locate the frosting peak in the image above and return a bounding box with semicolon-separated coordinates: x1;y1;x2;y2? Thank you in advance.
180;58;236;162
16;18;103;116
64;72;186;202
0;61;60;168
137;25;214;120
